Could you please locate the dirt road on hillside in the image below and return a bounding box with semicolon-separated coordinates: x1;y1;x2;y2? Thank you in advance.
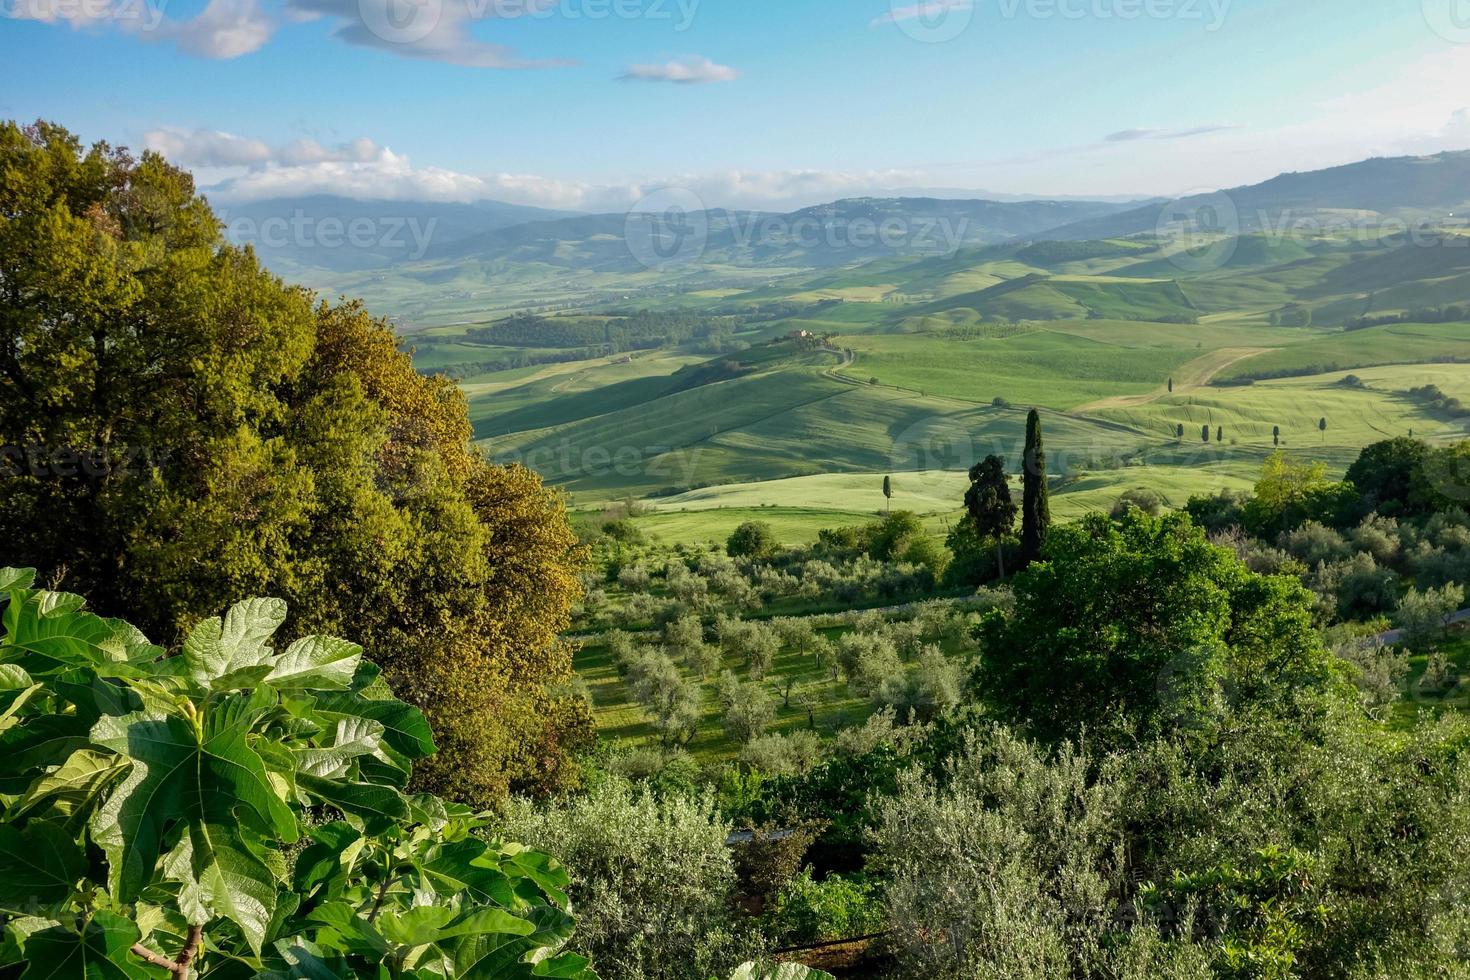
1070;346;1273;414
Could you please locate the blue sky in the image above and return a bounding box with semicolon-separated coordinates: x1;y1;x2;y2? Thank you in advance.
4;0;1470;209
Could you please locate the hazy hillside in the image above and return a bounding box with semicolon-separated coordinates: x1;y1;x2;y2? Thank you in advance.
425;196;1139;271
1040;150;1470;241
216;194;577;274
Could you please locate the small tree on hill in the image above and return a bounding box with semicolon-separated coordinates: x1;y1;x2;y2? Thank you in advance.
1176;423;1185;441
883;474;893;512
727;520;778;559
1273;425;1281;447
965;455;1017;579
1168;377;1175;393
1202;424;1212;443
1217;425;1225;443
1319;417;1328;442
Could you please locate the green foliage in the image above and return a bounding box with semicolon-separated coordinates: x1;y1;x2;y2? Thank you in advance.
977;511;1342;743
871;718;1470;979
1243;452;1357;535
0;122;590;805
1345;438;1433;516
502;781;747;980
1394;583;1466;651
0;569;593;979
1142;847;1326;980
1111;487;1167;518
718;672;776;745
727;522;778;560
766;871;883;946
965;455;1017;578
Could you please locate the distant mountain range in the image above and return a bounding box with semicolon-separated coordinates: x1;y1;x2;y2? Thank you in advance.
214;194;576;274
220;149;1470;322
1040;150;1470;241
217;194;1144;277
420;197;1142;272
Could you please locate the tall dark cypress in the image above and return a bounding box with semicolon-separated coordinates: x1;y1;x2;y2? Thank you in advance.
1020;408;1050;566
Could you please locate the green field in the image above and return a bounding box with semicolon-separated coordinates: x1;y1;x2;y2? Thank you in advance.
377;221;1470;547
1212;322;1470;381
840;326;1250;410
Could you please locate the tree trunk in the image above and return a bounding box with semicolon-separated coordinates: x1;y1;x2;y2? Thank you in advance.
995;539;1006;580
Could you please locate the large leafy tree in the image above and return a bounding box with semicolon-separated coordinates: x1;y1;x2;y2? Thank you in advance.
976;510;1343;743
1345;437;1436;516
1019;409;1049;567
964;455;1016;579
0;569;595;979
0;121;590;803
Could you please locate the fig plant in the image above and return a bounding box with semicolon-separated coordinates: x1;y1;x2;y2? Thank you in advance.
0;568;595;979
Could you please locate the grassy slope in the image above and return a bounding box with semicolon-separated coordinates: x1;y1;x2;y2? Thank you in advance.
838;327;1251;410
1212;322;1470;381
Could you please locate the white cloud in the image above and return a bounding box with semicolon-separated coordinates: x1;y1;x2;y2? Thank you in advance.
170;0;273;57
870;0;972;27
620;56;738;85
284;0;570;68
8;0;567;66
143;127;274;166
211;158;931;212
8;0;272;56
141;123;934;212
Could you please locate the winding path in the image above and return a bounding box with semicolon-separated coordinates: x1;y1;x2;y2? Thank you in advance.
1376;608;1470;646
1070;346;1272;414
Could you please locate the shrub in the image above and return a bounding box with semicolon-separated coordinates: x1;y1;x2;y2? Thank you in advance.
767;871;885;945
1323;625;1408;719
1313;553;1400;620
978;511;1341;743
727;521;778;559
871;720;1470;978
1394;583;1467;651
503;781;747;980
740;730;823;777
1111;487;1166;518
1280;521;1352;566
0;569;592;979
1349;513;1403;566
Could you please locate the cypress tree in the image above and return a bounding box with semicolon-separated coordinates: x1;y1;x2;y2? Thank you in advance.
1020;408;1050;565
